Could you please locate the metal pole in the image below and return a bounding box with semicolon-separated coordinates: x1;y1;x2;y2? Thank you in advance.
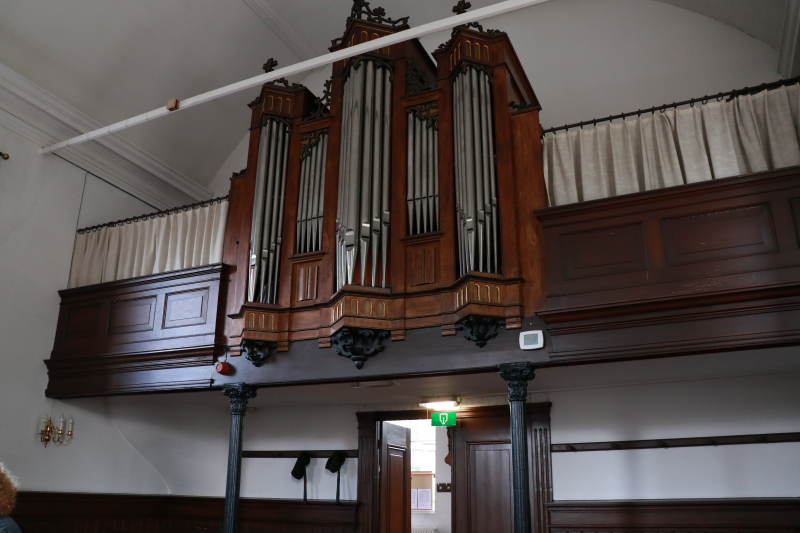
222;383;258;533
497;363;535;533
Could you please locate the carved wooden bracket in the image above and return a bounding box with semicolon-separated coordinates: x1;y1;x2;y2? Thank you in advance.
241;339;277;367
333;327;390;369
455;315;505;347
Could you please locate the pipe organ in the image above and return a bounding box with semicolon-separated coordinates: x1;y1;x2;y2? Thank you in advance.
248;118;290;304
453;65;499;276
406;103;439;236
297;130;328;255
220;0;547;365
336;58;393;289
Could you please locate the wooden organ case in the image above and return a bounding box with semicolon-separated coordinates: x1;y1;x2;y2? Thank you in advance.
220;2;548;370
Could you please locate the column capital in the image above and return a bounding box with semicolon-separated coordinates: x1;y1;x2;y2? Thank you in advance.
497;362;535;402
223;383;258;415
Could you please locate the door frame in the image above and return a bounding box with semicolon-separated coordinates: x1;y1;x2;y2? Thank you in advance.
356;410;429;533
355;404;553;533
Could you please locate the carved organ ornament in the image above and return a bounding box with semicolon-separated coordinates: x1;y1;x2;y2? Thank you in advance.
223;0;545;366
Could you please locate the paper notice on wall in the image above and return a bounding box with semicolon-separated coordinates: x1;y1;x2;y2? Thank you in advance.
417;488;432;510
410;488;418;510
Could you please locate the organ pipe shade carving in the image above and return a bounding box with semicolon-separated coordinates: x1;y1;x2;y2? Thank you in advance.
297;130;328;254
407;105;439;235
249;118;290;304
453;65;500;276
336;58;392;290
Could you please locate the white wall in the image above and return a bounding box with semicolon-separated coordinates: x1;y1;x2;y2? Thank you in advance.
550;372;800;500
76;174;152;229
103;396;359;499
0;123;168;494
419;0;779;129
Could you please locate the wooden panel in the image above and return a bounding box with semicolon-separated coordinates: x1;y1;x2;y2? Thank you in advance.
163;289;208;329
547;499;800;533
47;265;222;398
63;304;101;339
109;296;156;334
407;244;437;287
536;169;800;363
791;196;800;246
12;491;358;533
663;203;776;265
538;168;800;309
295;263;319;303
469;443;513;533
561;223;647;280
450;404;552;533
380;422;411;533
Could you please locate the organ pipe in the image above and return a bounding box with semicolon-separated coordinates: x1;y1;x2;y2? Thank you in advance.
248;118;290;304
407;104;439;235
453;65;499;276
336;59;392;290
297;131;328;254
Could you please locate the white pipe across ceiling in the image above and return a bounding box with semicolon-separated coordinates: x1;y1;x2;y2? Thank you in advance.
40;0;551;155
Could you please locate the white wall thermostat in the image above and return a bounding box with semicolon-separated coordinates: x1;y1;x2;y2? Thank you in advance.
519;330;544;350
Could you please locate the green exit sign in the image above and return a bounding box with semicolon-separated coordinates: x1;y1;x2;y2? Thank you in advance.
431;411;457;426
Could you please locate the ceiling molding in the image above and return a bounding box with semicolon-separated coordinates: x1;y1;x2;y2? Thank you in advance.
0;62;210;209
243;0;320;61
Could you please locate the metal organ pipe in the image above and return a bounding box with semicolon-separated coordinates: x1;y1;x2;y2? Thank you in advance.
248;118;290;304
297;131;328;254
453;66;499;276
336;59;393;290
406;105;439;235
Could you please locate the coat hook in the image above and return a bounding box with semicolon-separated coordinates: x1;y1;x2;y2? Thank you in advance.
0;151;8;160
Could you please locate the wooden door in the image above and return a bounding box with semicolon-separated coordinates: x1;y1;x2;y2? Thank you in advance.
451;404;553;533
469;442;514;532
379;422;412;533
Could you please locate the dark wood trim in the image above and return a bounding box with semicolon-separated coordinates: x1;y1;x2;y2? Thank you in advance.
12;491;357;533
244;449;358;458
551;432;800;452
547;498;800;532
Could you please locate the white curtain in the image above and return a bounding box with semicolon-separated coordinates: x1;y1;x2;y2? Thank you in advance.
68;200;228;288
544;84;800;206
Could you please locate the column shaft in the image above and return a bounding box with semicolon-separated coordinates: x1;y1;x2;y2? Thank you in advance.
498;362;536;533
222;383;258;533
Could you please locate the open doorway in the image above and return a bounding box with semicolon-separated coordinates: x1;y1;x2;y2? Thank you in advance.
388;419;451;533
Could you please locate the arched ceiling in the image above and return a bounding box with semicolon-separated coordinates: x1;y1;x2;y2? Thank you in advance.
0;0;788;201
656;0;787;51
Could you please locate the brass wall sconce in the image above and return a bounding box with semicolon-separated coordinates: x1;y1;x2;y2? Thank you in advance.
0;151;9;160
40;414;73;447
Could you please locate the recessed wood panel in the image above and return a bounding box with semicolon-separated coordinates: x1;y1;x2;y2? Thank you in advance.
469;443;513;533
790;197;800;247
407;244;437;287
63;304;101;339
296;264;319;302
108;297;156;335
663;204;777;266
561;224;647;280
163;289;208;329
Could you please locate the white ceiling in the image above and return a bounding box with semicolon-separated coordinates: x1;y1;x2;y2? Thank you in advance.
0;0;787;201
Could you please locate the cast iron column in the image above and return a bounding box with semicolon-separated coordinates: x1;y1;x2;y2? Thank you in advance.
222;383;258;533
498;362;536;533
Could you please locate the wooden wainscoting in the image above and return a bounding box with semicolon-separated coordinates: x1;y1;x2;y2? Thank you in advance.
535;166;800;363
547;499;800;533
12;491;357;533
46;264;224;398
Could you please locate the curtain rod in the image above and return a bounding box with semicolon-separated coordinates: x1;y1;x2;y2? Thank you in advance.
40;0;552;156
76;196;229;234
542;75;800;136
